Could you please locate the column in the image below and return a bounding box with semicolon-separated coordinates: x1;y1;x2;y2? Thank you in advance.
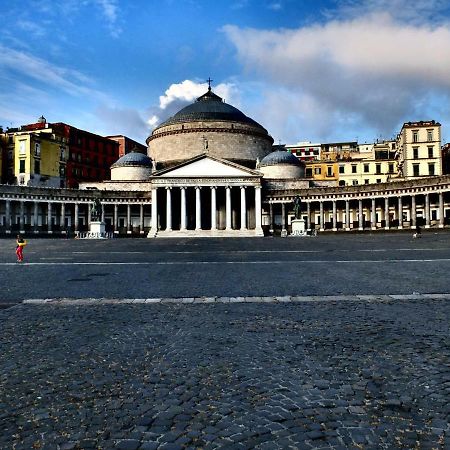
211;187;217;230
332;200;337;231
240;186;247;230
269;202;274;234
20;201;25;233
101;204;105;222
60;202;66;231
74;203;79;232
151;188;158;233
47;202;52;233
439;192;444;228
140;204;144;234
306;202;311;230
358;199;363;230
195;186;201;230
180;187;187;230
255;186;262;232
33;201;38;233
319;201;324;231
411;195;417;229
281;203;286;235
127;204;131;234
398;196;403;229
371;198;376;230
425;193;430;228
384;197;390;230
345;200;350;231
226;186;232;230
114;204;118;233
166;187;172;231
5;200;11;234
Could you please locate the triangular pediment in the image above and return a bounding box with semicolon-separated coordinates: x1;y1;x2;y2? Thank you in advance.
152;154;261;178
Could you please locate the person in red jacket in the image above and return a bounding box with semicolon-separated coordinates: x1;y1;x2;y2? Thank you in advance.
16;235;26;262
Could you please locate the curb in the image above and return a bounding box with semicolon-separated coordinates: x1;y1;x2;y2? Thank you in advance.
22;293;450;306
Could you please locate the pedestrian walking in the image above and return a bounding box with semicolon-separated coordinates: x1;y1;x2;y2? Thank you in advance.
16;234;26;262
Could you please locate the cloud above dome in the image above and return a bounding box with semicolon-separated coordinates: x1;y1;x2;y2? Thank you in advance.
147;80;238;129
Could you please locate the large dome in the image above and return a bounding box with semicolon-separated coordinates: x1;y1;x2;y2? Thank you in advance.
154;89;267;132
147;87;274;169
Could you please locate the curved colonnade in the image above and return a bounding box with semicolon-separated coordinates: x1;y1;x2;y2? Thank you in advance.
0;175;450;236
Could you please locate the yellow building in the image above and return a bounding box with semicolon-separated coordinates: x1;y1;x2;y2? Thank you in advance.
13;129;68;187
396;121;442;179
305;161;339;182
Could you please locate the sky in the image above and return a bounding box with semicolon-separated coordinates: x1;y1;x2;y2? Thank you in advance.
1;0;450;146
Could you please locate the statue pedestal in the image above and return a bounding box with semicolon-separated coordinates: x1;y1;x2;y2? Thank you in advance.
89;221;106;238
291;219;306;237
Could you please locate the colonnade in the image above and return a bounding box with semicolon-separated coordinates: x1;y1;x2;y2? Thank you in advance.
266;191;449;233
0;199;150;235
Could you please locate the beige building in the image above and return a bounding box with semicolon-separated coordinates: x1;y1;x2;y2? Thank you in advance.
396;120;441;179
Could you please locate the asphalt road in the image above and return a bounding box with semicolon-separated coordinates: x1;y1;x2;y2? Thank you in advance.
1;232;450;305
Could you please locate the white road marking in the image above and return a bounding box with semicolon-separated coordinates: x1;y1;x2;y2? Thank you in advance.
2;259;450;266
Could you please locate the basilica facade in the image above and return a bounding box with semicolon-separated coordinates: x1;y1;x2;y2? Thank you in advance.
1;86;450;237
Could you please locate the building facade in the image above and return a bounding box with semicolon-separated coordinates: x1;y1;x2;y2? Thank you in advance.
1;89;450;238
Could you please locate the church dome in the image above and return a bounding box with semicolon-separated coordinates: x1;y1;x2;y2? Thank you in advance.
111;151;152;168
111;151;153;181
260;150;302;167
147;86;274;169
154;89;267;132
259;149;305;179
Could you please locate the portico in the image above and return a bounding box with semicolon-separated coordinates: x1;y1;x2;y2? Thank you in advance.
148;154;263;237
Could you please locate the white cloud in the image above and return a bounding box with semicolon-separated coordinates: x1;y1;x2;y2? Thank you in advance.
148;79;238;129
223;13;450;142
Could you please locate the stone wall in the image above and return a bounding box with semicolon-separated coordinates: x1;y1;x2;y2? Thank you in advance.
111;166;151;181
148;121;273;168
261;164;305;179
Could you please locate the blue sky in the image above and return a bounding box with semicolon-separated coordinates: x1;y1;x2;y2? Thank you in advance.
1;0;450;146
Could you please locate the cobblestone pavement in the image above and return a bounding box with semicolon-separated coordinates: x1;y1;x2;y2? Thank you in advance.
1;297;449;449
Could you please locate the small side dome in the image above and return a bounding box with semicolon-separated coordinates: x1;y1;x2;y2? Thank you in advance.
259;150;305;179
111;151;153;169
111;151;153;181
260;150;302;167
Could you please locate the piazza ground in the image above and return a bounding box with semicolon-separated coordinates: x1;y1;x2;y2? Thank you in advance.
0;233;449;449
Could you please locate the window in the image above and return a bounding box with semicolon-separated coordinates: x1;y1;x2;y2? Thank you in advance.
60;147;65;160
388;163;394;173
365;179;369;184
427;130;433;142
19;159;25;173
376;179;382;184
339;180;345;186
34;142;40;156
339;166;345;174
428;163;435;176
314;167;321;175
60;165;65;176
413;147;419;159
327;166;333;177
376;164;381;174
34;159;40;174
352;180;358;185
364;164;369;173
412;130;419;143
428;146;433;158
413;164;420;177
351;165;357;174
19;140;26;155
305;168;312;177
